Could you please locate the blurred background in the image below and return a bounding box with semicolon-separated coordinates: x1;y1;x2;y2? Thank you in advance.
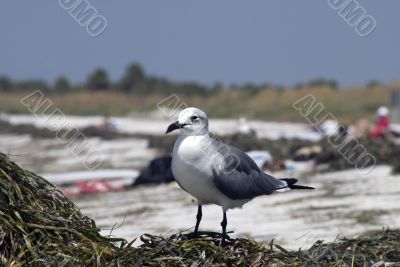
0;1;399;249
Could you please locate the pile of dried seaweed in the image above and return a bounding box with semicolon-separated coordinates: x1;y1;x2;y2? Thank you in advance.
0;152;136;266
1;152;399;266
128;229;400;266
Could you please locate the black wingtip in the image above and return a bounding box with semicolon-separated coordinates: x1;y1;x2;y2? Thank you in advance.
289;184;315;190
280;178;315;190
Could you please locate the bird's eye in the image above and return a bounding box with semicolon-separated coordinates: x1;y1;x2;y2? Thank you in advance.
191;115;199;121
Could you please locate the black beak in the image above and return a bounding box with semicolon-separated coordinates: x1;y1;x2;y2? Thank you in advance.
166;121;185;134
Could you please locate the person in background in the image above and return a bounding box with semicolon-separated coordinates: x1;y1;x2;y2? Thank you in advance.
371;106;391;139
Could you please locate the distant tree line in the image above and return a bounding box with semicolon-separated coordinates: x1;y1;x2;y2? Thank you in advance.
0;63;215;96
294;79;338;89
0;63;346;95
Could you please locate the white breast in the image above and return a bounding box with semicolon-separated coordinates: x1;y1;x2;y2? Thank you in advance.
172;135;221;204
171;134;249;209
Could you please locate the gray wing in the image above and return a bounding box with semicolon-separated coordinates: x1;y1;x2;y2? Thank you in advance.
212;145;287;200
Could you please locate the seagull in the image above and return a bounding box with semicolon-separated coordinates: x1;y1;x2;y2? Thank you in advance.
166;107;314;245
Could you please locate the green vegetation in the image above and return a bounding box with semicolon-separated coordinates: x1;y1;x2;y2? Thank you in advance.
0;152;399;266
119;63;146;93
0;63;214;96
0;63;398;123
86;68;111;91
0;84;398;123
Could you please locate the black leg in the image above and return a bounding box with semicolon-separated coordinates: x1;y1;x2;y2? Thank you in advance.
194;205;202;237
220;210;227;246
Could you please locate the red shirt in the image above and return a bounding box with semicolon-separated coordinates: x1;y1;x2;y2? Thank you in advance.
371;116;390;138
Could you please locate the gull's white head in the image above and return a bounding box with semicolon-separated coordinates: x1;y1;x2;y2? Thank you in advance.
165;107;209;136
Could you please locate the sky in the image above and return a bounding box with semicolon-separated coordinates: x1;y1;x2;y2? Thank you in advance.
0;1;399;87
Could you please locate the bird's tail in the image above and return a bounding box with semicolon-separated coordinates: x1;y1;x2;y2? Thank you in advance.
280;178;315;190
